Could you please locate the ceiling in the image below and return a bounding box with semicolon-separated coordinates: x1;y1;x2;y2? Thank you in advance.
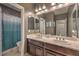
18;3;75;15
54;7;68;15
18;3;34;12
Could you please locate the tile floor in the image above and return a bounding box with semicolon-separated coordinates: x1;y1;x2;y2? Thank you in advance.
2;47;30;56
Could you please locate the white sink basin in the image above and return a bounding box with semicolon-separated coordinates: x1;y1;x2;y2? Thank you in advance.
52;39;71;45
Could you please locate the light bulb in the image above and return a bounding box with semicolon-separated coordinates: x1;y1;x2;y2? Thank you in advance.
43;4;46;9
53;6;56;10
64;3;69;5
39;7;42;10
72;30;75;33
58;4;63;8
51;3;55;6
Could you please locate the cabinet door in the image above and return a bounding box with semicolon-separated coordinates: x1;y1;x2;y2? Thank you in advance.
29;43;36;56
36;46;44;56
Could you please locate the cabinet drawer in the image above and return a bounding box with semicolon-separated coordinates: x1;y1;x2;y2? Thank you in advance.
28;39;43;47
44;43;79;56
44;49;63;56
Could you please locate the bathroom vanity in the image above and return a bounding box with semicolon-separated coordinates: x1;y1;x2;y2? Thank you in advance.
26;4;79;56
27;34;79;56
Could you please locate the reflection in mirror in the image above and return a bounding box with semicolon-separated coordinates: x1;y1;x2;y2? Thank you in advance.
72;10;77;37
55;13;67;36
34;19;40;33
28;16;40;34
44;12;55;35
28;16;34;33
36;4;77;37
39;18;45;34
56;19;67;36
76;4;79;37
27;3;78;38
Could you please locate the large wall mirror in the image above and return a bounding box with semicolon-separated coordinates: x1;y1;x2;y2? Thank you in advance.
37;4;78;37
27;4;79;38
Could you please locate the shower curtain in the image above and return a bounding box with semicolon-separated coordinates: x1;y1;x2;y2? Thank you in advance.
2;6;21;51
0;5;2;55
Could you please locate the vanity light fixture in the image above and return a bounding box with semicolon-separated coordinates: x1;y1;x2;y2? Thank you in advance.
58;4;63;8
43;4;46;9
51;3;55;6
64;3;69;5
52;6;56;10
39;6;42;10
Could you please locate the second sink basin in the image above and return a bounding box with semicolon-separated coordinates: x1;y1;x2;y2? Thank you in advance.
52;39;71;45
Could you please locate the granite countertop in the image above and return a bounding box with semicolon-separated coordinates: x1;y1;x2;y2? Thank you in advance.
27;34;79;51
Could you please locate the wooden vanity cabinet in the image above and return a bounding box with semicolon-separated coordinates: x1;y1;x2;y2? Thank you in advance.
27;38;62;56
28;43;36;56
27;38;79;56
27;38;44;56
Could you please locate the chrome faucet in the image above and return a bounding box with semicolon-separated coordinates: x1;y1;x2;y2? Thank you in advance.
56;34;64;41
